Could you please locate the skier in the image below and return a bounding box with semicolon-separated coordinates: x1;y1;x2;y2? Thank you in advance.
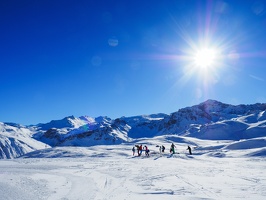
139;144;143;156
144;145;150;157
162;145;165;153
187;146;192;155
170;143;176;154
159;146;162;154
132;146;135;156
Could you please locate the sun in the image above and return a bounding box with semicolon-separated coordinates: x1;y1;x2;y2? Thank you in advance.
193;47;218;68
178;44;223;85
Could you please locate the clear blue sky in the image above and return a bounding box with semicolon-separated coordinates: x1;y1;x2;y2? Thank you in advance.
1;0;266;125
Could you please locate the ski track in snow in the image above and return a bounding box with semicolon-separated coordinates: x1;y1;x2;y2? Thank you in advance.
0;144;266;200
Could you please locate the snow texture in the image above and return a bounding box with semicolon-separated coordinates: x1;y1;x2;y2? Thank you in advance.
0;137;266;199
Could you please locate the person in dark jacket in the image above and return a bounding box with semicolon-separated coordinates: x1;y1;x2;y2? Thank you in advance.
187;146;192;155
170;143;176;154
162;145;165;153
132;146;135;156
144;145;150;157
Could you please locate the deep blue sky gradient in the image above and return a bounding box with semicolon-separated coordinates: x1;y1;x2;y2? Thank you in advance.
1;0;266;125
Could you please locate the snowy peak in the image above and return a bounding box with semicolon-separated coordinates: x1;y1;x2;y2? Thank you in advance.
36;115;89;130
171;100;266;124
194;99;266;116
159;100;266;140
197;99;229;113
0;122;32;138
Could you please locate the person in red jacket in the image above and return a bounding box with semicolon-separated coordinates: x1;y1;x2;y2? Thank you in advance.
139;145;143;156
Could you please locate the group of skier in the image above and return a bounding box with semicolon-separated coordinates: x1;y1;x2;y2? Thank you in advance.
171;143;192;155
132;143;192;157
168;143;192;155
132;144;150;157
159;145;166;154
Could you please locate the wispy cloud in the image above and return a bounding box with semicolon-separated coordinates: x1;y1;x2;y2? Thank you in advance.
249;74;264;81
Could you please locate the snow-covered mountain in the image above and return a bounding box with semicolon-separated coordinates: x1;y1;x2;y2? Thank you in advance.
0;99;266;159
0;122;47;158
161;99;266;140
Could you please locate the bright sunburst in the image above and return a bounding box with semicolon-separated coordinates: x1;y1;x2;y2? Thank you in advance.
193;48;218;68
177;42;224;87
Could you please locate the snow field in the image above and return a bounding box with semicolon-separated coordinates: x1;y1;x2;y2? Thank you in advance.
0;142;265;200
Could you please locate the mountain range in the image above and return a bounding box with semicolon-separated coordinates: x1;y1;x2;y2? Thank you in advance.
1;99;266;159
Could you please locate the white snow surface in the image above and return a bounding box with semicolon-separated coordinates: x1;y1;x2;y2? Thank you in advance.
1;136;266;200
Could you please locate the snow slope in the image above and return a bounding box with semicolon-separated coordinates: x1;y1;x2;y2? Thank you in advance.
1;100;266;159
0;122;47;158
0;136;265;200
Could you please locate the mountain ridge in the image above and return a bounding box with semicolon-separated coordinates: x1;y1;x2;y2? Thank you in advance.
1;99;266;159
